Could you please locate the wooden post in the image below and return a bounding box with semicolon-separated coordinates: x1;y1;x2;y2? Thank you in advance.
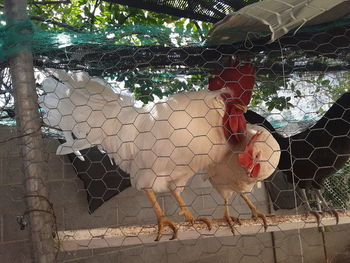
4;0;56;262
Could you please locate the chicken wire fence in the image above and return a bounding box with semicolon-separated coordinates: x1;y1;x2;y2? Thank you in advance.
2;1;350;263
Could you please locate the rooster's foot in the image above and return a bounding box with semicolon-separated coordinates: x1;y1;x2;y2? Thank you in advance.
155;216;178;241
180;210;212;230
224;214;241;234
251;210;274;231
323;209;340;225
307;209;340;225
306;211;322;225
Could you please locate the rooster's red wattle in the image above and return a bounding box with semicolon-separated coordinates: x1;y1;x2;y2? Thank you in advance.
208;58;256;144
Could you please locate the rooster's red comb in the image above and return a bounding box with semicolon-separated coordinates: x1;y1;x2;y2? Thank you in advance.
208;57;256;106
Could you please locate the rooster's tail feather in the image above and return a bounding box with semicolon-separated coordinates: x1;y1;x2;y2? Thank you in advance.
40;69;120;154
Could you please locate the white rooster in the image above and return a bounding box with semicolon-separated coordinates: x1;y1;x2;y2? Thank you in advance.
207;126;281;232
39;59;280;240
207;59;281;232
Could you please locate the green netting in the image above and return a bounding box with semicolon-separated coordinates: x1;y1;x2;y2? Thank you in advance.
324;161;350;210
1;11;350;105
1;13;350;72
0;16;207;61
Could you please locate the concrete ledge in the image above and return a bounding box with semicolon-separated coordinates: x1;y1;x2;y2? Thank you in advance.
57;211;350;251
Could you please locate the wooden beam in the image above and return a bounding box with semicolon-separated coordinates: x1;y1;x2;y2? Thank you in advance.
58;211;350;251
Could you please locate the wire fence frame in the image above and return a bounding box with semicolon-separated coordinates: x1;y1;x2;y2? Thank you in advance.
2;2;350;263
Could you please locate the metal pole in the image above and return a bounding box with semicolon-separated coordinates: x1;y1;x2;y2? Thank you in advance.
4;0;56;262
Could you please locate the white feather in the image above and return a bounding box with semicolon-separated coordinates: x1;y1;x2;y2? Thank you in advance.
40;70;227;193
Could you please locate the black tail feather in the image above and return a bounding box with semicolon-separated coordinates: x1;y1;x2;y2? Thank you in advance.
59;139;131;213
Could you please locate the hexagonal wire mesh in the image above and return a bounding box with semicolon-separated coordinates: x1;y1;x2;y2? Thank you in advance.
1;1;350;263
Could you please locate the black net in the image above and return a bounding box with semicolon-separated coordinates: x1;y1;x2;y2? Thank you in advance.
105;0;260;23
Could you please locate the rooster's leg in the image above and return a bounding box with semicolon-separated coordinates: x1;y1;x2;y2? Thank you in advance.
301;188;322;225
171;190;212;230
315;189;340;224
223;198;241;234
145;189;178;241
240;193;274;231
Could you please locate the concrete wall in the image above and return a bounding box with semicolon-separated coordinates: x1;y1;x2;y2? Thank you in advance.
1;124;350;263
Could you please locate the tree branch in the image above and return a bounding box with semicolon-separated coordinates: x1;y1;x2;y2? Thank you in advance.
89;0;101;26
31;1;71;5
194;21;204;42
30;15;81;32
